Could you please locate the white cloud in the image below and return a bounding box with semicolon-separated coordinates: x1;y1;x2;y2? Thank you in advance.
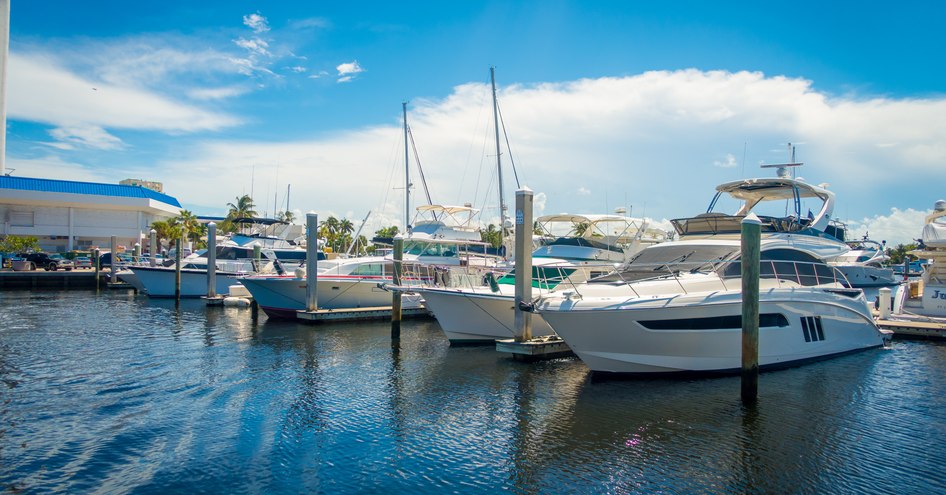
93;69;946;244
243;12;270;33
714;153;739;168
577;187;591;195
8;52;242;133
5;155;116;183
288;17;330;30
287;66;307;74
336;61;364;82
187;85;251;101
48;125;124;150
844;208;931;247
234;37;270;57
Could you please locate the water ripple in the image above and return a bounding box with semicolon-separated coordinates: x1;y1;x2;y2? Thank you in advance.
1;291;945;493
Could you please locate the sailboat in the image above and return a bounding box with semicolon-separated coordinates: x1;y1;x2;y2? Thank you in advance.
239;103;499;318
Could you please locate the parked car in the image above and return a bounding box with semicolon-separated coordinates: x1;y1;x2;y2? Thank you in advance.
98;252;134;268
74;256;92;269
19;252;74;271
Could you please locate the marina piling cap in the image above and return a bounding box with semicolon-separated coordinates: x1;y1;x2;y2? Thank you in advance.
742;212;762;225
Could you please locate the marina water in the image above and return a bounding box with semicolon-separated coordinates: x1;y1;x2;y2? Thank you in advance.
1;289;944;494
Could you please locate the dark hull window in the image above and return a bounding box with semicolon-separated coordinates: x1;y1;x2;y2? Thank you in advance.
639;313;790;330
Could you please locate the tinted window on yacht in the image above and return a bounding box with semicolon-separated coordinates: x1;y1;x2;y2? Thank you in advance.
639;313;790;330
719;248;839;286
590;244;739;283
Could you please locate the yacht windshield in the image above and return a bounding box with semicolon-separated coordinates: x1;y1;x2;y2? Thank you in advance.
592;244;739;283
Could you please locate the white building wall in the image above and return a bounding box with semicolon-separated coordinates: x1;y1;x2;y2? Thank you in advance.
0;202;176;253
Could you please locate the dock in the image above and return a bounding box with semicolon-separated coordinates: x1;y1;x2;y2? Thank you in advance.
496;335;575;361
0;270;104;289
296;306;432;323
876;317;946;339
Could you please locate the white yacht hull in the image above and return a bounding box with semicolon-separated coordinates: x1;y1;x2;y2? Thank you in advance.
835;265;899;288
116;269;146;292
131;266;243;298
239;276;425;319
538;288;885;374
418;287;555;344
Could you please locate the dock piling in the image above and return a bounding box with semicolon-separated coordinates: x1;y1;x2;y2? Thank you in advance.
207;222;217;298
149;229;157;266
109;235;118;284
174;237;182;301
741;213;762;404
305;213;319;312
93;248;100;291
879;287;892;320
514;188;534;342
391;238;403;340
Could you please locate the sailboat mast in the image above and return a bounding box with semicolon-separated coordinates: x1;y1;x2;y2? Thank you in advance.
403;101;411;230
490;66;507;233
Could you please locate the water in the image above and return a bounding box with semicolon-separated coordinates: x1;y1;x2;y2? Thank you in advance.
1;290;945;494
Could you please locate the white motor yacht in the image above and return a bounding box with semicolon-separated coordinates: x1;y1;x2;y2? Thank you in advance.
893;200;946;319
535;238;888;374
530;164;889;374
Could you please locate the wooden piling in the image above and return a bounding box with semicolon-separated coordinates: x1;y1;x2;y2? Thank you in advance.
741;213;762;404
93;248;100;291
514;188;534;342
207;222;217;298
391;238;404;340
174;238;182;301
109;235;118;284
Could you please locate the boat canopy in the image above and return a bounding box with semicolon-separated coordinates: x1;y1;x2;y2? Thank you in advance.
671;177;838;237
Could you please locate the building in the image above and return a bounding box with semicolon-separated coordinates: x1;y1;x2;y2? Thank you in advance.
0;176;181;252
119;178;164;193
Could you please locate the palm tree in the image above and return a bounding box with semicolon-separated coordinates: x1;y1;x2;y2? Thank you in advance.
277;210;296;224
226;195;257;234
151;219;176;252
481;224;502;248
319;217;341;252
338;218;355;251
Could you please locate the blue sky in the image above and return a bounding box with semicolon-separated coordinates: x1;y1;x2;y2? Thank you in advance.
6;1;946;245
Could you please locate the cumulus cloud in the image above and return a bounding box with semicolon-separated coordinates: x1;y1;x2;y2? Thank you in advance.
577;186;591;195
336;61;364;82
6;155;116;183
82;69;946;242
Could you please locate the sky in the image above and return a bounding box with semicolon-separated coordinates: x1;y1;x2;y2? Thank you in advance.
5;0;946;246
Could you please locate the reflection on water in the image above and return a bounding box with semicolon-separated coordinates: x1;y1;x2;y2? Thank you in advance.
1;290;944;494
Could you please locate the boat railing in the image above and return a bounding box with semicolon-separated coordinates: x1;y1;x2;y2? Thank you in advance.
570;259;852;299
395;261;613;294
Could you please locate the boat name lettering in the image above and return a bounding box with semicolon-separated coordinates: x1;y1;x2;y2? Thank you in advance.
931;289;946;300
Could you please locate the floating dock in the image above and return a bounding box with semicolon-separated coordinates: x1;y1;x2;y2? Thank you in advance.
496;335;575;361
296;306;431;323
876;317;946;339
0;270;104;289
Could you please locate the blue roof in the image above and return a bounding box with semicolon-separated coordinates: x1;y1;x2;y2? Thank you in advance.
0;175;182;208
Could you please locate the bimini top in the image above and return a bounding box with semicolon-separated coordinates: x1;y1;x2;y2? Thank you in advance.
671;176;837;238
0;175;182;208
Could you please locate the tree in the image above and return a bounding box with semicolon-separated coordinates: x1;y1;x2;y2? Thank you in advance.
0;235;40;254
226;195;257;234
481;224;502;248
887;243;919;265
374;226;399;238
277;210;296;224
150;220;176;250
